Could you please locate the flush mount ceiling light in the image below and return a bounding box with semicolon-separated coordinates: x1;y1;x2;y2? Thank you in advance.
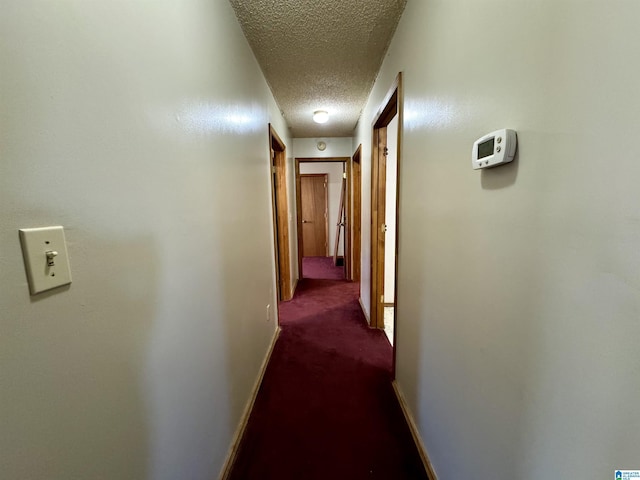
312;110;329;124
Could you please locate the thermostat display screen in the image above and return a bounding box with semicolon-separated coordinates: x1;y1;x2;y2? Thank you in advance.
472;129;517;170
477;138;494;159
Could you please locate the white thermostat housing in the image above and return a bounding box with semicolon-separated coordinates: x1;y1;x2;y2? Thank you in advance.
472;129;517;169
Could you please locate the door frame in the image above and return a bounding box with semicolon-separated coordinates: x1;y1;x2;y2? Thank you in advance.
351;145;362;283
370;73;403;332
299;173;329;256
295;157;352;280
269;124;292;301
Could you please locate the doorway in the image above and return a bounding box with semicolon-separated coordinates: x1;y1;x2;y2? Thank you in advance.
269;124;292;301
370;74;402;358
382;116;398;345
295;157;352;280
300;174;329;257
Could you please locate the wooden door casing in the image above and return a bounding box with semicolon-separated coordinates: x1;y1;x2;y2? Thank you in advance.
352;145;362;282
269;124;292;302
369;73;403;381
300;174;328;257
295;157;352;281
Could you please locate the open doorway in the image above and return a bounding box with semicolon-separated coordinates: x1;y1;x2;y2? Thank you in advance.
295;157;352;281
382;116;398;345
370;74;402;358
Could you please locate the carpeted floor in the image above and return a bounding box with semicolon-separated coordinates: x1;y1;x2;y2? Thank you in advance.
302;256;345;280
228;278;428;480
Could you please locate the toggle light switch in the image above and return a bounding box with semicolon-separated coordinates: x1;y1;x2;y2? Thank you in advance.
19;226;72;295
46;250;58;266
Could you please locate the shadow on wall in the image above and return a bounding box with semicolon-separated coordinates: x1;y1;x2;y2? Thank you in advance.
210;131;278;476
140;150;274;478
398;145;545;478
480;148;519;190
5;233;156;479
143;220;230;479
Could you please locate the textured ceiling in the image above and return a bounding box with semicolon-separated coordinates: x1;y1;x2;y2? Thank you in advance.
229;0;407;138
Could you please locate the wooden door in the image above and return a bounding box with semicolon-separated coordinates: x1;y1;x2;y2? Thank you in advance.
300;174;328;256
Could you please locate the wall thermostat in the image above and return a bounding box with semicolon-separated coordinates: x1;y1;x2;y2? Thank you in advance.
472;129;517;169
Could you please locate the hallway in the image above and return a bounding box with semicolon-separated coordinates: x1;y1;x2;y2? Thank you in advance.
4;2;640;479
228;278;427;479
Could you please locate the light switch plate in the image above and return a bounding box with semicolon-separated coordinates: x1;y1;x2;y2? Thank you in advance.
19;226;72;295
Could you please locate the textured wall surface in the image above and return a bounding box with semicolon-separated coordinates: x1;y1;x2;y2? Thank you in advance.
230;0;406;137
354;1;640;478
0;1;289;479
292;137;354;159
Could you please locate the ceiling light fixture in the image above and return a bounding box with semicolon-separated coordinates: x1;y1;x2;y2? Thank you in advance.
312;110;329;124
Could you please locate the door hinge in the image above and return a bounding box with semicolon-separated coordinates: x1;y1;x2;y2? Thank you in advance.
271;166;276;174
381;224;388;233
380;295;384;303
383;147;389;156
343;172;347;179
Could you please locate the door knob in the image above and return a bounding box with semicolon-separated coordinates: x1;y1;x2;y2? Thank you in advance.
302;220;309;223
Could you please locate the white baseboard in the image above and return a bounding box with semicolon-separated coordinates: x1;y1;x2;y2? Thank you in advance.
218;327;281;479
392;380;438;480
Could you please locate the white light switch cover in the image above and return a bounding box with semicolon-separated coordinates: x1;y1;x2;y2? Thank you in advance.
19;226;72;295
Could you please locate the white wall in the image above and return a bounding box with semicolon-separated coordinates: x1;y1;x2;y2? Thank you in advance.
354;1;640;479
293;137;353;158
0;2;290;479
299;162;345;256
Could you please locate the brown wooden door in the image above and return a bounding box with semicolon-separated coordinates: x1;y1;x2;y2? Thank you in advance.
301;174;328;256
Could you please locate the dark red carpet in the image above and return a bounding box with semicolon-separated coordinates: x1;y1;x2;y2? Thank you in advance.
228;279;428;480
302;256;345;280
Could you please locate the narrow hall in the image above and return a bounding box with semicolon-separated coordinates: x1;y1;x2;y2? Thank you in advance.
228;260;427;479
